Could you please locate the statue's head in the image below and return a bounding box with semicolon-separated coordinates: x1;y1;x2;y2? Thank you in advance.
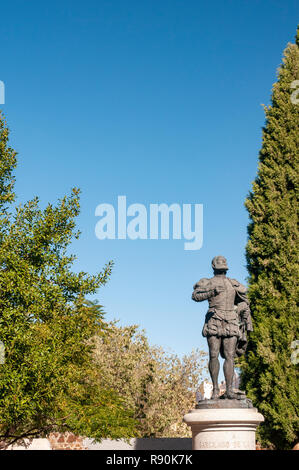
211;255;228;272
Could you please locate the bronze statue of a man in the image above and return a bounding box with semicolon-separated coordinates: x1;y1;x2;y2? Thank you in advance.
192;256;253;400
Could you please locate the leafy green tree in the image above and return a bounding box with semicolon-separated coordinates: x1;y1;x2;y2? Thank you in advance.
240;27;299;449
93;319;208;437
0;112;136;448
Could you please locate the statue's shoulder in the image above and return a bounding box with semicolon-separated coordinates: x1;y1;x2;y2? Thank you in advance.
228;278;247;294
193;277;213;291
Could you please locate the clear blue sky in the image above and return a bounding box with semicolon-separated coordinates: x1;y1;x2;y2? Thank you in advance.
1;1;298;362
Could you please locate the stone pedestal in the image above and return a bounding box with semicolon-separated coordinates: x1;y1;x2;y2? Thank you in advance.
183;404;264;450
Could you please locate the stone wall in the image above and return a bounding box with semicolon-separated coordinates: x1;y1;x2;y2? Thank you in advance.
83;438;192;450
7;435;191;450
48;433;88;450
6;435;282;450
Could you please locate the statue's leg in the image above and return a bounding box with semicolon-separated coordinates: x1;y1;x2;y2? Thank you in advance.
222;336;238;398
207;335;221;399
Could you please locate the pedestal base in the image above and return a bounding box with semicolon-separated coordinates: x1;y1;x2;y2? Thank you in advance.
183;407;264;450
196;397;253;409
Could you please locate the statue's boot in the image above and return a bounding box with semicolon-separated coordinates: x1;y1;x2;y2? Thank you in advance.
225;387;236;399
211;387;220;399
225;388;246;400
232;388;247;399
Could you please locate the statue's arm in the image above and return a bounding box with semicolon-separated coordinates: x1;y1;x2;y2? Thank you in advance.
192;282;215;302
192;290;213;302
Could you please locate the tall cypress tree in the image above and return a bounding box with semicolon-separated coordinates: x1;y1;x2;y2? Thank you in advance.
241;27;299;449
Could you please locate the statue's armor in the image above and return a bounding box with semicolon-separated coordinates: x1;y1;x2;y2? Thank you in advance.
192;275;251;339
208;277;236;311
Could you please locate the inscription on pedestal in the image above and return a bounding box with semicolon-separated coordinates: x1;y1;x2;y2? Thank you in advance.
196;439;253;450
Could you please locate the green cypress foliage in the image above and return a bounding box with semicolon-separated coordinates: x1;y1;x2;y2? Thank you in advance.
241;27;299;449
